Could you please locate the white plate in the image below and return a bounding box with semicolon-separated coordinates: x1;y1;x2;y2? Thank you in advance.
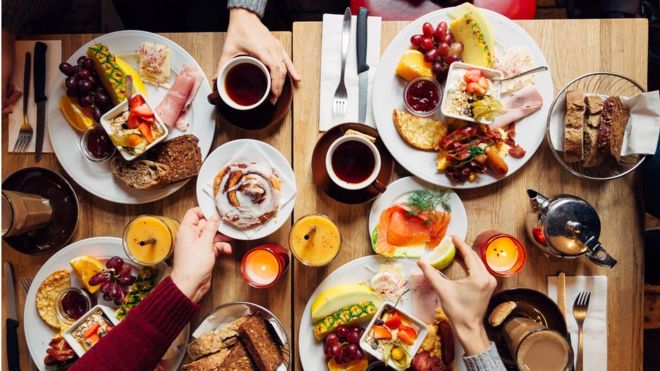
368;176;467;257
372;8;553;189
195;139;297;240
23;237;189;370
47;30;215;204
299;256;466;370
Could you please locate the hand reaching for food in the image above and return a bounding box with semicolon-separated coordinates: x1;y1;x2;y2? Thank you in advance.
170;207;232;303
217;8;301;104
417;235;496;356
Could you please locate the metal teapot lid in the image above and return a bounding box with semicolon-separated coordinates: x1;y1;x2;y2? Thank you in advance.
543;195;601;256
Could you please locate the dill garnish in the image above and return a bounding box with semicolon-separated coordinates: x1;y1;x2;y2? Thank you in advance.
405;189;452;217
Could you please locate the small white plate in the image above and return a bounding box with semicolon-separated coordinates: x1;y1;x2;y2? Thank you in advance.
368;176;467;258
195;139;297;240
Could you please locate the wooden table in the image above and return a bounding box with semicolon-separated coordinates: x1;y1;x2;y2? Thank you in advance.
1;32;293;371
292;19;647;370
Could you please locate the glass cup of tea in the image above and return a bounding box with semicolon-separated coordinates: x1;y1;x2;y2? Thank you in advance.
503;317;573;371
325;135;385;192
2;190;53;237
217;56;271;110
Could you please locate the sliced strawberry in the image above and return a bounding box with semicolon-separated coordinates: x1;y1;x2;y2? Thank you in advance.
126;112;141;129
464;69;482;83
138;123;155;143
466;82;486;96
129;94;145;110
385;311;402;329
372;325;392;340
477;76;489;90
397;325;418;345
133;103;154;119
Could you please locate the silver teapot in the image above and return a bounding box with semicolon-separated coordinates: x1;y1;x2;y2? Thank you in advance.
525;189;617;268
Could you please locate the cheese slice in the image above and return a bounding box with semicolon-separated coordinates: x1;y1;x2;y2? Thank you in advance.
137;42;172;86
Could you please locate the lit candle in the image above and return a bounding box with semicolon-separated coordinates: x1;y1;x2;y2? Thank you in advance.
475;230;526;277
241;243;289;288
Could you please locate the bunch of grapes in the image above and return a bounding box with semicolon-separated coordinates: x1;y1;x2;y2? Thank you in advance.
410;21;463;83
88;256;136;305
323;325;365;364
59;56;113;122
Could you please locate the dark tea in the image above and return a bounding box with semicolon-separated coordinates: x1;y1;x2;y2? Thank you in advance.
224;63;268;107
331;140;376;184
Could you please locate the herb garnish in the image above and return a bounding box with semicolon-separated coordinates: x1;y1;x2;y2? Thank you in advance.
405;189;451;223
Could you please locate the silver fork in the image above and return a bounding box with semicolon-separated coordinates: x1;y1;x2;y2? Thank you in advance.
14;52;33;152
19;277;32;294
572;291;591;371
331;7;351;121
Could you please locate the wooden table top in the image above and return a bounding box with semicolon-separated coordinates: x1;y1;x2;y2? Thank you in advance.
291;19;647;371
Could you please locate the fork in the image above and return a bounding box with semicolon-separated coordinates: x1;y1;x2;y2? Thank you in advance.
572;291;591;371
331;7;351;121
19;277;32;294
13;52;33;152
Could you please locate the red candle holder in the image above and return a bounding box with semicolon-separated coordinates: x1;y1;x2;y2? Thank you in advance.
240;243;290;289
474;230;526;277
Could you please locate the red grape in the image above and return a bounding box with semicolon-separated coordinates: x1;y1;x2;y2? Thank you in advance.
410;34;423;46
432;61;444;75
325;333;340;346
347;330;361;345
109;283;121;298
328;343;343;359
88;272;105;286
77;69;91;79
78;79;93;93
445;54;461;65
88;75;98;87
442;34;453;45
424;48;438;62
100;282;112;294
422;22;434;37
65;76;78;89
449;42;464;55
345;344;360;361
336;325;349;338
59;62;76;76
77;56;87;65
355;348;364;360
119;274;136;286
106;256;125;271
118;263;132;276
437;42;450;57
437;22;448;33
92;106;102;122
420;37;434;51
66;88;78;97
81;58;94;70
433;28;445;42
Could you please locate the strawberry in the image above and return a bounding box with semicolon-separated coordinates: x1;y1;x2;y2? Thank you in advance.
137;123;154;143
466;82;486;96
372;325;392;340
463;69;482;83
126;112;141;129
132;103;154;119
384;311;402;329
397;325;418;345
129;94;145;110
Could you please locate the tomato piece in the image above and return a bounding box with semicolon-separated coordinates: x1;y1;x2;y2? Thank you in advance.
126;112;140;129
138;123;155;143
385;311;402;329
397;325;418;345
132;103;154;119
83;323;100;338
372;325;392;340
129;94;145;110
509;145;526;158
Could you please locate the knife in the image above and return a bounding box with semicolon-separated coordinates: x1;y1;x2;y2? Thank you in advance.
356;7;369;123
33;42;47;162
4;263;21;371
558;271;566;319
22;52;31;123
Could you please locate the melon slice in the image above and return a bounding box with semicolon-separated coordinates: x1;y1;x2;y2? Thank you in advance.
450;12;495;68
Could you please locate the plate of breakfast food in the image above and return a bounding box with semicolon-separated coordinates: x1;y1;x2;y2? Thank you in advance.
47;30;214;204
299;255;466;371
372;3;553;188
23;237;189;370
182;301;290;370
369;176;467;259
196;139;297;240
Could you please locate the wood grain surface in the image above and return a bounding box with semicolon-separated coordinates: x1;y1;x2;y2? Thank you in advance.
1;32;293;371
292;19;647;370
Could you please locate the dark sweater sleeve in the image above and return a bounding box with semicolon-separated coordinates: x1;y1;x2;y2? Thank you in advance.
227;0;268;18
463;342;507;371
70;277;198;371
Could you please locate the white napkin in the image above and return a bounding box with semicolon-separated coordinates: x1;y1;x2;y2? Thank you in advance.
203;141;296;239
7;40;61;153
547;275;607;371
319;13;382;131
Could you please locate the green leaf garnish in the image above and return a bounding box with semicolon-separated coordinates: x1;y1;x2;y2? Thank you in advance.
404;189;452;218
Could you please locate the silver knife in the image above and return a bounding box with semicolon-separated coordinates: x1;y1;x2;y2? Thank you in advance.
356;7;369;123
34;42;48;162
4;263;21;371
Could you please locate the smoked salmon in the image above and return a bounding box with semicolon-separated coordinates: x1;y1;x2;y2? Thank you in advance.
373;205;450;257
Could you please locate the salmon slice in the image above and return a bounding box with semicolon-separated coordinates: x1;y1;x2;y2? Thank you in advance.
374;205;452;256
387;209;430;246
425;211;451;248
374;206;398;256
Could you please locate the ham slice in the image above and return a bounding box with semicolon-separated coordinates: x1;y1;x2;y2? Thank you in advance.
410;272;441;324
491;85;543;128
156;65;202;131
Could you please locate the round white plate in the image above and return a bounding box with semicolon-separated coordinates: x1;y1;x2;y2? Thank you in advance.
23;237;189;370
195;139;297;240
372;8;553;189
368;176;467;257
47;30;215;204
299;255;466;370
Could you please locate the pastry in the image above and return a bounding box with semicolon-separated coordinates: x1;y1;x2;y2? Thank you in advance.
488;301;517;327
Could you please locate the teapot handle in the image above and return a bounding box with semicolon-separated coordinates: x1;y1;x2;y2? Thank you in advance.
585;239;617;268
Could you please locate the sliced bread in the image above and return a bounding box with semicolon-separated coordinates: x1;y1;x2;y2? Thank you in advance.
597;96;630;162
187;317;247;360
110;157;170;190
182;342;256;371
150;134;202;184
563;89;585;163
238;316;284;371
582;95;603;167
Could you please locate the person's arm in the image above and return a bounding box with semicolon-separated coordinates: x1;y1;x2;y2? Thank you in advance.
70;209;232;371
418;235;506;371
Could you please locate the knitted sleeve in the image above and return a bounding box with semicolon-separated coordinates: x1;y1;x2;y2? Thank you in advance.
463;342;507;371
227;0;268;18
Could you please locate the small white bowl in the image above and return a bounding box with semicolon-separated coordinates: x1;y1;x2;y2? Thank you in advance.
99;92;169;161
217;56;271;110
63;305;120;357
441;62;504;124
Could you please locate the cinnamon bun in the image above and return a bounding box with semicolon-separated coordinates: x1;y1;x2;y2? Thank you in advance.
213;162;281;229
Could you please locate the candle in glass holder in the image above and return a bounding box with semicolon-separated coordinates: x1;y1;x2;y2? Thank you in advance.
289;214;341;266
123;215;179;266
474;230;526;277
241;243;289;288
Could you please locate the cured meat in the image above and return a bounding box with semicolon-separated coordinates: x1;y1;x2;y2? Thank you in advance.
491;85;543;128
410;272;441;324
156;65;202;131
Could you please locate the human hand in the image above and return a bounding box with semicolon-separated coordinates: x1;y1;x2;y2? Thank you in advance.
217;8;301;104
2;30;21;114
170;208;232;303
417;235;497;356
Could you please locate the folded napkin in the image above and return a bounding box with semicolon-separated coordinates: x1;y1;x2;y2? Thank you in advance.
319;13;382;131
547;275;607;371
203;141;296;239
7;40;61;153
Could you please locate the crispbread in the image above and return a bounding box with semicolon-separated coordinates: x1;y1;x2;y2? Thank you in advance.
36;270;70;329
392;108;447;151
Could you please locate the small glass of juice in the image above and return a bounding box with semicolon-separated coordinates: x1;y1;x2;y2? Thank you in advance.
474;230;526;277
241;243;290;288
289;214;341;267
123;215;180;266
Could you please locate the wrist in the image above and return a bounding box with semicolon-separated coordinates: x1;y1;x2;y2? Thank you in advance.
454;322;491;356
170;270;197;301
229;7;261;24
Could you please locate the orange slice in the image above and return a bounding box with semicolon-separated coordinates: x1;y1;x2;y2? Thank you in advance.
69;256;104;294
396;49;433;81
59;96;95;132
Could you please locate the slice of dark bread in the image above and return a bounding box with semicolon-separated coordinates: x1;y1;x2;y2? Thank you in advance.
563;89;585;163
238;316;284;371
582;95;603;167
111;157;170;190
149;134;202;184
597;96;630;162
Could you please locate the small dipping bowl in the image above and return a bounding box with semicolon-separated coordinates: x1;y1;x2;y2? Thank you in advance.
79;125;116;162
56;288;92;325
403;76;442;117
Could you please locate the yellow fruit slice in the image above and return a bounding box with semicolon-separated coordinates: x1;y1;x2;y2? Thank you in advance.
447;2;495;50
396;50;433;81
327;357;368;371
310;284;383;323
59;96;95;132
422;236;456;269
450;12;495;67
115;57;147;96
69;256;104;294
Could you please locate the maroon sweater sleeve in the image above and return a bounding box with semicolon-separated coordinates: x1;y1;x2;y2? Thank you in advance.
70;277;199;371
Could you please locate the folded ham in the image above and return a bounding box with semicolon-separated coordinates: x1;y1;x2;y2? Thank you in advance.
156;65;202;131
491;85;543;128
410;272;442;324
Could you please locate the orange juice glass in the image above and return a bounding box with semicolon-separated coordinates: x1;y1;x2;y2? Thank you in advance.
241;243;289;288
289;214;341;267
474;230;526;277
123;215;179;266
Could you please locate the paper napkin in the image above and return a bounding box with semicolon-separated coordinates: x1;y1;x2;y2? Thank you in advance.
319;13;382;131
203;141;296;239
7;40;61;153
547;275;607;371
